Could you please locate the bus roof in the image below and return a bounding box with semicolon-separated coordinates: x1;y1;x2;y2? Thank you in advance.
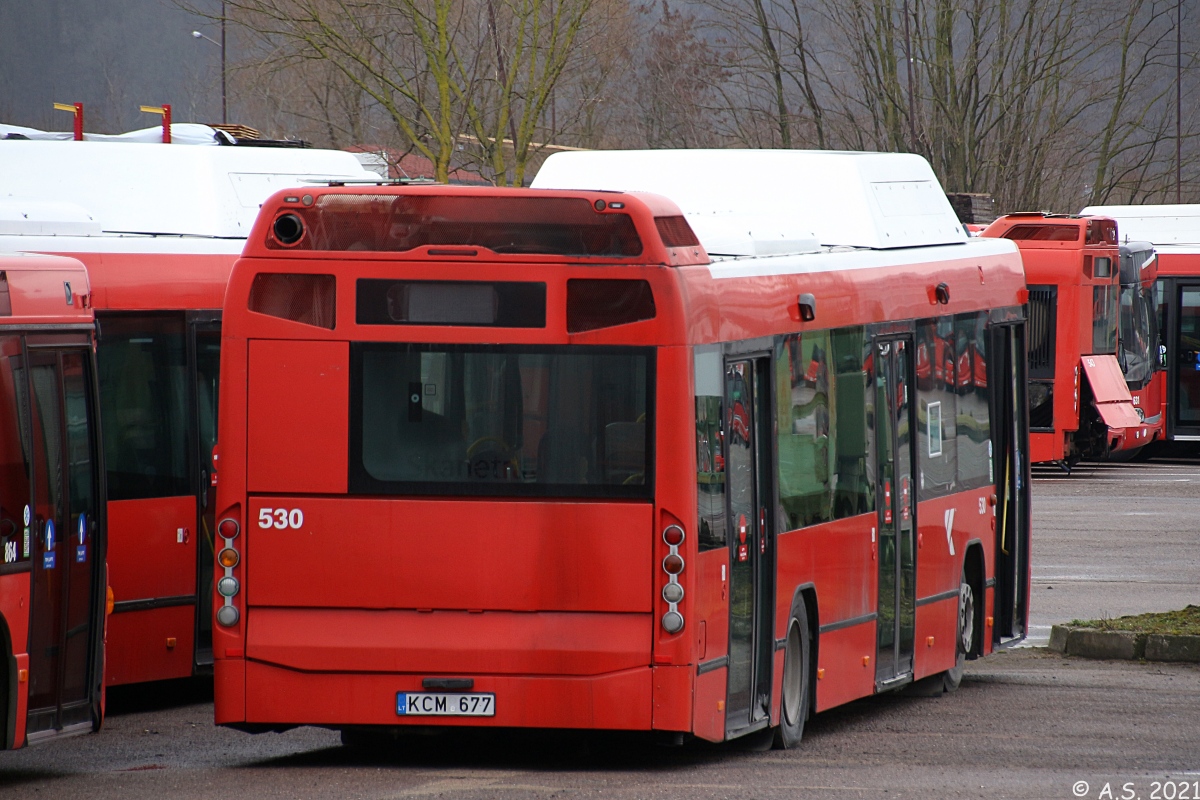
1080;204;1200;246
0;139;376;240
530;149;968;252
0;251;93;321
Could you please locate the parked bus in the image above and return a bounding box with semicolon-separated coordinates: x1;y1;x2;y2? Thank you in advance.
0;253;105;748
980;213;1153;465
1114;239;1164;454
213;150;1030;746
1081;204;1200;448
0;132;373;685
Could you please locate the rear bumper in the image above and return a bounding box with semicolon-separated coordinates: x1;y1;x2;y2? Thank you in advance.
215;607;668;731
224;659;657;730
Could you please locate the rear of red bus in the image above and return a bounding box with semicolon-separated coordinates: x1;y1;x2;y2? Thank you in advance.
213;187;707;736
0;254;106;748
982;214;1143;464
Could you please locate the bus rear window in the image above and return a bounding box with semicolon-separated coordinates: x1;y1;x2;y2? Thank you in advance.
273;194;644;257
349;344;654;498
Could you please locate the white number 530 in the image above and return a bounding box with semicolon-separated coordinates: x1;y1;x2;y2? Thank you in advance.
258;507;305;530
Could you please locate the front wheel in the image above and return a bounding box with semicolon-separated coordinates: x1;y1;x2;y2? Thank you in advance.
772;595;811;749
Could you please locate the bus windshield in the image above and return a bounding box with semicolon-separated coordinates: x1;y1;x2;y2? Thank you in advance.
1119;247;1158;385
349;344;653;498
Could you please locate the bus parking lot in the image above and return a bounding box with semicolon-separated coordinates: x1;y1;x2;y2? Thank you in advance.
2;457;1198;800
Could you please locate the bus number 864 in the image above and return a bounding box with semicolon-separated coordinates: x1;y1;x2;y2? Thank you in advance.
258;508;304;530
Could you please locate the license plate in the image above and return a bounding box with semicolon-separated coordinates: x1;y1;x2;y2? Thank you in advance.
396;692;495;717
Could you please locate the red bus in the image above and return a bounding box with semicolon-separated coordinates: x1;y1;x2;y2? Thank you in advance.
0;253;105;748
980;213;1152;465
213;150;1030;745
1114;239;1164;454
1081;204;1200;448
0;134;374;685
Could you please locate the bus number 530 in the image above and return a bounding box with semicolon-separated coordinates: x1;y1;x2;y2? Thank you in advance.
258;508;304;530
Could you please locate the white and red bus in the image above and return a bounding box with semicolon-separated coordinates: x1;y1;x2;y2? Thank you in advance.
212;150;1030;745
980;213;1156;465
0;253;105;748
1080;204;1200;449
0;132;373;685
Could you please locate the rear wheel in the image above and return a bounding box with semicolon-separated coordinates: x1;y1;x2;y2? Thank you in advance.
943;568;975;692
772;595;811;749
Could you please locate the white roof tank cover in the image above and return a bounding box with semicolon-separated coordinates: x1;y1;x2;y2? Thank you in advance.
1080;204;1200;246
531;149;967;254
0;136;376;239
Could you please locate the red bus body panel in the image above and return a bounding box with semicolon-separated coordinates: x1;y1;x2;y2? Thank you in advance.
62;249;234;687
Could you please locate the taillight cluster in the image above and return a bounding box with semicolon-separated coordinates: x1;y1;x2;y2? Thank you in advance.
216;516;240;627
661;524;685;633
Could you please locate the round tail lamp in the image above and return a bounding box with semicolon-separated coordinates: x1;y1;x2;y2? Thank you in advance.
218;518;240;539
662;553;685;575
218;548;239;569
662;525;685;547
662;582;684;604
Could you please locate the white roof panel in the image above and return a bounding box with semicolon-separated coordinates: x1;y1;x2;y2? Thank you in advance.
0;139;376;239
1080;204;1200;246
531;149;967;251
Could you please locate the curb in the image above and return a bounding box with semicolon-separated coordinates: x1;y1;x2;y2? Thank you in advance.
1048;625;1200;662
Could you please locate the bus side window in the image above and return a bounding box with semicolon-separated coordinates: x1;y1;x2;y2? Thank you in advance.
830;326;874;518
955;312;991;490
915;317;958;499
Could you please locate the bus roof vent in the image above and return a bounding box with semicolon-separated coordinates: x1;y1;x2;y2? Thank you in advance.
0;198;102;236
532;150;967;250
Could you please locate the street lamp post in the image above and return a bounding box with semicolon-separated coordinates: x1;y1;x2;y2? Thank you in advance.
191;3;227;124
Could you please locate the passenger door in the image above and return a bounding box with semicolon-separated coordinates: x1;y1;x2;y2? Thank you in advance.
991;323;1030;643
26;345;103;740
1168;284;1200;440
189;316;221;666
873;336;916;688
723;357;775;736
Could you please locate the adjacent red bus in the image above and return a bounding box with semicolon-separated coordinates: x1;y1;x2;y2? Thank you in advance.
0;135;373;685
0;253;105;748
981;213;1155;465
1081;204;1200;448
214;151;1030;745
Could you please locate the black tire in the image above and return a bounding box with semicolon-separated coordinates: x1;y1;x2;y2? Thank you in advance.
772;594;811;749
943;567;975;693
